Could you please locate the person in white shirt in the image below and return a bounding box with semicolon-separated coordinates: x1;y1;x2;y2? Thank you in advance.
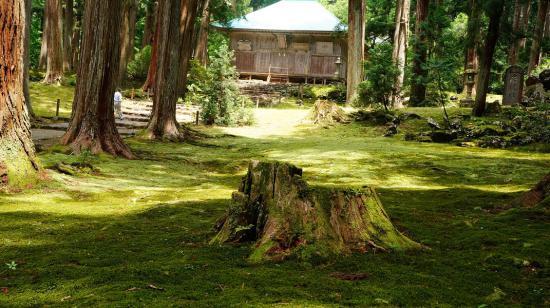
114;89;123;120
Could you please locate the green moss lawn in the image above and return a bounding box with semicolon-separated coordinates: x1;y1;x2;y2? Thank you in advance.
0;89;549;306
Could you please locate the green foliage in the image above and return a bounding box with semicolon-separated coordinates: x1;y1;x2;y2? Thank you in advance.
357;43;399;110
187;44;254;126
126;45;152;81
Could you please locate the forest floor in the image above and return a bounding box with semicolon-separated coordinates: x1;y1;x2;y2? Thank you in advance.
0;86;549;307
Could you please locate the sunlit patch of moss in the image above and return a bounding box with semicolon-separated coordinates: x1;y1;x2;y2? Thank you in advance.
29;82;75;118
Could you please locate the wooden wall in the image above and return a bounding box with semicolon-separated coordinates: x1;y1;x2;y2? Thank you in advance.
229;31;347;80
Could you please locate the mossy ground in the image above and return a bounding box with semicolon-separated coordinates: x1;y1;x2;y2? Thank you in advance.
0;86;549;306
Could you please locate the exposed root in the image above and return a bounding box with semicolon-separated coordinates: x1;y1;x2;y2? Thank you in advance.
511;173;550;208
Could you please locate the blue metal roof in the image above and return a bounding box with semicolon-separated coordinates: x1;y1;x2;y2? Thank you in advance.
220;0;344;32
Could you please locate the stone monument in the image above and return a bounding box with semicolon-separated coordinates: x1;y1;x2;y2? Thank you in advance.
502;65;524;106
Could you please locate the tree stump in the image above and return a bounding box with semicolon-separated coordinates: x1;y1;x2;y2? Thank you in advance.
310;100;348;125
211;161;420;263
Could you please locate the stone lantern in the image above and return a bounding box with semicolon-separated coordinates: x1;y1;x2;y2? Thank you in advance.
334;57;342;80
460;66;477;107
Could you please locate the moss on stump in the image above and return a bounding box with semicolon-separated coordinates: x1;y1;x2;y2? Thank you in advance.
310;100;348;125
211;161;420;263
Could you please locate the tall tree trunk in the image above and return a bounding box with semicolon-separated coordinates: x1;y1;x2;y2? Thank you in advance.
519;1;531;50
473;2;504;117
528;0;550;75
410;0;430;106
23;0;35;119
146;0;199;140
39;10;48;70
0;0;40;187
61;0;133;159
43;0;64;84
142;3;162;92
462;0;480;96
346;0;365;105
195;0;210;66
142;0;157;48
177;0;200;97
62;0;74;71
391;0;410;109
119;0;138;84
508;0;529;65
71;0;83;71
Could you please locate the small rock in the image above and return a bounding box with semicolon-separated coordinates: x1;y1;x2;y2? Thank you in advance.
427;117;442;130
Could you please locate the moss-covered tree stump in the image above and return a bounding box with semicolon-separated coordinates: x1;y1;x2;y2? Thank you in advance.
211;161;420;262
310;100;348;125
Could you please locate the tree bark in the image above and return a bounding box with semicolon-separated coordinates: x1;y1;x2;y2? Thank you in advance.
0;0;40;187
212;161;421;263
508;0;529;66
71;0;83;71
409;0;430;106
346;0;365;105
119;0;138;83
39;12;48;70
391;0;410;109
43;0;64;84
23;0;35;119
142;2;162;92
473;2;504;117
62;0;74;71
145;0;199;140
61;0;133;159
462;0;480;96
194;0;210;66
142;0;157;48
528;0;549;75
511;173;550;208
177;0;200;97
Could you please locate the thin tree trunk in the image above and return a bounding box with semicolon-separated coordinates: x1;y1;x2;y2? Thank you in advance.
71;0;83;71
520;1;531;49
177;0;200;97
119;0;138;84
61;0;133;159
142;0;157;48
62;0;73;71
473;2;504;117
391;0;410;109
0;0;40;187
508;0;525;65
528;0;549;75
346;0;365;105
39;10;48;69
23;0;35;119
410;0;430;106
142;3;162;92
43;0;64;84
146;0;199;140
195;0;210;66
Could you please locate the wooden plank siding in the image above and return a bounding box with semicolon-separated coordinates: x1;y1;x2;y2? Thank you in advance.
229;31;346;80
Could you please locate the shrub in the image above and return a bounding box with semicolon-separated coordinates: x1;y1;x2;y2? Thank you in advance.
127;46;152;81
357;43;399;110
326;83;347;103
187;44;254;126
